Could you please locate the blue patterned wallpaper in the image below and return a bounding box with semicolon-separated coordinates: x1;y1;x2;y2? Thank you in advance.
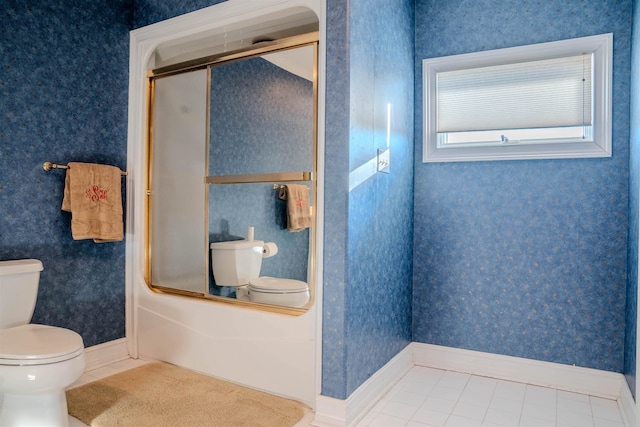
322;0;415;399
321;0;352;399
209;57;313;176
0;0;131;346
413;0;631;373
208;56;313;292
133;0;227;29
626;0;640;397
5;0;634;402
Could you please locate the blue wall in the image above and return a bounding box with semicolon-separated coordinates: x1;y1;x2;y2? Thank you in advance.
413;0;632;373
209;58;314;177
627;0;640;397
208;56;313;290
132;0;227;29
3;0;638;403
0;0;228;349
322;0;415;399
0;0;131;347
322;0;352;398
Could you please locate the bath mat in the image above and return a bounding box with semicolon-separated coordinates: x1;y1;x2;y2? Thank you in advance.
66;362;306;427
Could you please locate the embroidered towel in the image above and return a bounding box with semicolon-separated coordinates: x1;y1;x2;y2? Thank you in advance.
278;184;311;232
61;162;123;242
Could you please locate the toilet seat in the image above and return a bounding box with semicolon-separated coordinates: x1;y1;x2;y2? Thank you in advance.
247;277;310;308
248;277;308;294
0;324;84;366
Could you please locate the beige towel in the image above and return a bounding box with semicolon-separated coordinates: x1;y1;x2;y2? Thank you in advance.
278;184;311;232
61;162;123;242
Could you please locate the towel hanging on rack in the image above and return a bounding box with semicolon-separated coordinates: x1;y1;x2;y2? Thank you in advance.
278;184;311;232
61;162;123;242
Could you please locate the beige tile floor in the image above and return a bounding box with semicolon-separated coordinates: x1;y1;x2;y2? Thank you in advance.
68;360;628;427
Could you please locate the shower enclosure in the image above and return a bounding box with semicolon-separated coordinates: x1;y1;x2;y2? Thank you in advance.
126;0;324;408
147;33;318;313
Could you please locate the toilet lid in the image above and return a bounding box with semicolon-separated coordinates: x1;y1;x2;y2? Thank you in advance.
0;324;84;365
248;277;308;293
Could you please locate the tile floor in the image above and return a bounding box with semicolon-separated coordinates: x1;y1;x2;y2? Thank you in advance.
357;366;628;427
68;360;628;427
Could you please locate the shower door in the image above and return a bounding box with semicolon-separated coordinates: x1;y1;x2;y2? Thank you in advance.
145;33;318;313
148;69;209;294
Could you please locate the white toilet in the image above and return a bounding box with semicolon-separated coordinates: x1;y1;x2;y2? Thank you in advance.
0;259;85;427
210;238;310;308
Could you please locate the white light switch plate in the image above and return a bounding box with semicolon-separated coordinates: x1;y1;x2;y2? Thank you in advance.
377;148;390;174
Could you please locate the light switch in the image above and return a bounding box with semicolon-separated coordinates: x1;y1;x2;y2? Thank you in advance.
377;148;390;174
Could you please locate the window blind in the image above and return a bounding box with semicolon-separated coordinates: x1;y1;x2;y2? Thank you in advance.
436;54;593;133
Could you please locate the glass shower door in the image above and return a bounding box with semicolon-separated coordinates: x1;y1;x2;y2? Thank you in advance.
148;68;208;294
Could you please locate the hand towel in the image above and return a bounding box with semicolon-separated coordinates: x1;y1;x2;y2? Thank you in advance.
278;184;311;232
61;162;123;242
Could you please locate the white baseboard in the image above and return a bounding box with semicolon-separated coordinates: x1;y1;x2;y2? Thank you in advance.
413;342;623;400
314;343;636;427
619;378;636;427
83;338;130;371
313;344;413;427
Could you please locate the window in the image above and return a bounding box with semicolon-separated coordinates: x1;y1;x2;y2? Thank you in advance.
422;34;612;162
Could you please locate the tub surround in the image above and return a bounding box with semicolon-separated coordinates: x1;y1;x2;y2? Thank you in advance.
127;0;324;407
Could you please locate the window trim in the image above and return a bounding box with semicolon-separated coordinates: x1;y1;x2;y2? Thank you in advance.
422;33;613;163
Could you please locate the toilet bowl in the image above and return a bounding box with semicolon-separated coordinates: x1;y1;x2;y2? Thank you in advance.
0;259;86;427
0;325;85;427
247;277;310;308
210;234;310;308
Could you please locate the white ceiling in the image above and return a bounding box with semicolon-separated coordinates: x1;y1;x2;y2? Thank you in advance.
153;7;318;69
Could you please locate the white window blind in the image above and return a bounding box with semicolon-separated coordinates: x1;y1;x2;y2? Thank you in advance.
436;54;593;134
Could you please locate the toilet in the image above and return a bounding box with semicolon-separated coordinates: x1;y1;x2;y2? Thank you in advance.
0;259;85;427
210;239;310;308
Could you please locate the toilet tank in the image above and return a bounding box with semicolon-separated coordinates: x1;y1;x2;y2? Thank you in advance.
210;240;263;287
0;259;43;329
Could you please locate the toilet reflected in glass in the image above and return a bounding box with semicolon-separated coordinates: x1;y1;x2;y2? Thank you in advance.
210;229;309;308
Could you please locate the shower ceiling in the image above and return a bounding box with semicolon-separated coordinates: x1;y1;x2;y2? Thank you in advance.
152;7;318;69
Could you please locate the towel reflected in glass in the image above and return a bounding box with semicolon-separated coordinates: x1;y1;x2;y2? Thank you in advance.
277;184;311;232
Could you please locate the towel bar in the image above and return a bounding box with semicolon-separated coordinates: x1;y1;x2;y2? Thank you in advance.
43;162;128;176
206;171;312;185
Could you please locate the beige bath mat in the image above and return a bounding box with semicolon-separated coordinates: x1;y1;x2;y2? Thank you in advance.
66;362;306;427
